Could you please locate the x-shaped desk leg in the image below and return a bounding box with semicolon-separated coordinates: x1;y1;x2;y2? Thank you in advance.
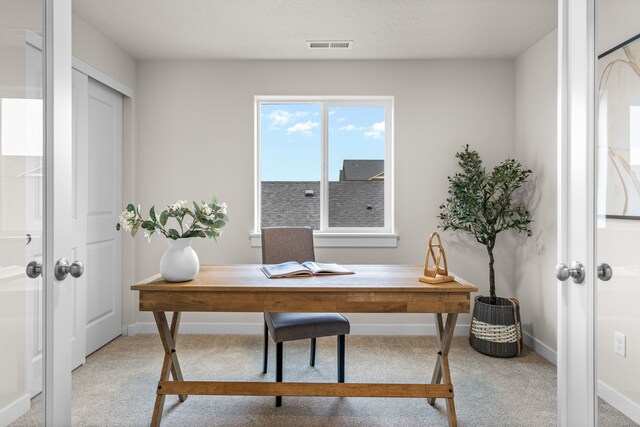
151;311;187;427
428;312;458;427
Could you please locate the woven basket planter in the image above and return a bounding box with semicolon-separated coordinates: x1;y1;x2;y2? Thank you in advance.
469;296;523;358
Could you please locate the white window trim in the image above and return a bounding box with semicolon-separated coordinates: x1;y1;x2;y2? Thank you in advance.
253;95;396;247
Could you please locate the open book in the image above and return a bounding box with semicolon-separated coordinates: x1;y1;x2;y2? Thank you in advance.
260;261;354;279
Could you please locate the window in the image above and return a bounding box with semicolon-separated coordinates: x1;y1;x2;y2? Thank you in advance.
254;97;395;247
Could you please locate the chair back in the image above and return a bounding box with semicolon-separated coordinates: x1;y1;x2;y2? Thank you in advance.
261;227;315;264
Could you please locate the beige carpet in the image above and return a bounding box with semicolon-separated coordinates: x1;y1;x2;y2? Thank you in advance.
12;335;636;426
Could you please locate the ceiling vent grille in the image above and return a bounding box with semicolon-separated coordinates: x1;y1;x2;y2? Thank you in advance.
307;40;353;49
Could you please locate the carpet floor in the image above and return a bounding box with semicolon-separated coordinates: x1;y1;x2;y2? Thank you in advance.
12;335;636;426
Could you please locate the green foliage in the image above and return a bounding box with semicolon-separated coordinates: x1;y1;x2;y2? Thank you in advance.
118;197;229;241
438;145;532;300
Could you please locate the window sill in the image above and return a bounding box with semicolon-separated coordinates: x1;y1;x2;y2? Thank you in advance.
249;232;398;248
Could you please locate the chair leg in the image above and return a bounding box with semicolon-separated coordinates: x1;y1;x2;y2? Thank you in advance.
337;335;345;383
262;322;268;374
310;338;316;367
275;341;283;407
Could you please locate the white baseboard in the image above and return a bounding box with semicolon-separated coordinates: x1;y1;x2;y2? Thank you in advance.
598;380;640;424
122;323;138;336
127;322;471;337
0;393;30;426
522;331;557;365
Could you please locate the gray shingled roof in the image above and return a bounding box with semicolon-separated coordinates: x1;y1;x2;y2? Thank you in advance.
261;182;320;229
340;160;384;181
261;181;384;229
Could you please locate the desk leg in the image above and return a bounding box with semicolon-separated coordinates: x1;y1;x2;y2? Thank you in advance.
151;311;187;427
168;312;187;402
427;313;458;427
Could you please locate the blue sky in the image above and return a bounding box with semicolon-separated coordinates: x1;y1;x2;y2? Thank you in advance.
260;103;385;181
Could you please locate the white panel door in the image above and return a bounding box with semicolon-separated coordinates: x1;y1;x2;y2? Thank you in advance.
84;78;123;356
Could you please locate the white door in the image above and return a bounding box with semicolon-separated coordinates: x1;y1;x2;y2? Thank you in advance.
0;7;46;424
44;0;76;424
84;77;123;356
557;0;597;425
24;36;46;399
2;0;89;424
0;0;74;424
594;2;640;424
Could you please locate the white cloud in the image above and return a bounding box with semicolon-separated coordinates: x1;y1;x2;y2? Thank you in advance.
364;121;385;139
339;124;365;132
287;121;320;136
337;117;346;122
268;110;309;128
328;111;336;116
268;110;291;127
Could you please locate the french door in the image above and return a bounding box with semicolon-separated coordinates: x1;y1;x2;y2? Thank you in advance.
0;0;74;425
557;0;597;425
44;0;76;423
557;0;640;425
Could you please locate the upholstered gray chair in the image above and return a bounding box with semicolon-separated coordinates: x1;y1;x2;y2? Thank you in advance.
261;226;350;407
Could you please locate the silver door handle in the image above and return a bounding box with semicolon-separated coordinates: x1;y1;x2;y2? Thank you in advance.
598;263;613;281
55;258;84;280
26;261;42;279
555;261;585;284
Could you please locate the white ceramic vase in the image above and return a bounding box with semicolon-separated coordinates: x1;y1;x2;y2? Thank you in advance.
159;238;200;282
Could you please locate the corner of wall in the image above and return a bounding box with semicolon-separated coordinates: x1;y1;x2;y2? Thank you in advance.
512;29;559;362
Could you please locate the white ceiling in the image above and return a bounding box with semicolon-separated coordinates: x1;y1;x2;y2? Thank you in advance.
72;0;557;60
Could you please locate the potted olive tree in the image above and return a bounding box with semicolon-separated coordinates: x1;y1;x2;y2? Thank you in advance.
438;145;532;358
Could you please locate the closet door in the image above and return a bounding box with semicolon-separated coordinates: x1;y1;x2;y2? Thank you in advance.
84;77;123;356
71;72;123;364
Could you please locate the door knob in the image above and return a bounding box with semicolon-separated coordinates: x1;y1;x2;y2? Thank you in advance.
26;261;42;279
597;263;613;281
555;261;585;284
54;258;84;280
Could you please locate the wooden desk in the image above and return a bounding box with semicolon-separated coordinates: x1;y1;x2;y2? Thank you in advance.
132;264;478;427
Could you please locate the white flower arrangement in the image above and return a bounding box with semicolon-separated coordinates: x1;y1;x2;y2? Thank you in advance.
119;197;228;241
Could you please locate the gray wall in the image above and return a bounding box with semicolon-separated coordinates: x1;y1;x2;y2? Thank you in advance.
133;59;517;331
513;30;558;359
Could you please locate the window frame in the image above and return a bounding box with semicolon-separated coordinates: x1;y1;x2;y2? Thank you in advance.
253;96;396;247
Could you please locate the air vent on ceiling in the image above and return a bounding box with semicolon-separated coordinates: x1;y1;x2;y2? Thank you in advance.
307;40;353;49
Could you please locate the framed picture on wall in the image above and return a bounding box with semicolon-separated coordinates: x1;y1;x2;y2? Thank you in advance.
598;33;640;219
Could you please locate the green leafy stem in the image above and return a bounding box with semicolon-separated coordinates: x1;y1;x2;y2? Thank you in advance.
119;197;229;241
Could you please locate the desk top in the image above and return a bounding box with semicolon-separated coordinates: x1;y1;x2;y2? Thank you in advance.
132;264;478;294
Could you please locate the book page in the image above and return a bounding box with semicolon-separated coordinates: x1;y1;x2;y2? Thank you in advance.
302;262;354;275
261;261;313;278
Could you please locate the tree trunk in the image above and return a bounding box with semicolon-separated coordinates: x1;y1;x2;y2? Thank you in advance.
487;245;496;304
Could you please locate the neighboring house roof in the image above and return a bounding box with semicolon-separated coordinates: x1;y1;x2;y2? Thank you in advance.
261;181;384;229
261;182;320;229
339;160;384;181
